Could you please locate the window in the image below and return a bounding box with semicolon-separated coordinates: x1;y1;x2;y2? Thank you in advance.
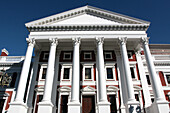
43;53;49;60
39;64;47;80
42;68;47;79
83;64;94;81
106;68;113;79
61;64;72;81
84;52;92;60
85;68;91;79
130;67;135;79
64;52;71;60
104;52;112;59
146;75;151;85
63;68;70;79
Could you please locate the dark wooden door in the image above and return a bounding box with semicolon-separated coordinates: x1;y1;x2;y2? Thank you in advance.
60;95;68;113
82;95;95;113
108;95;117;113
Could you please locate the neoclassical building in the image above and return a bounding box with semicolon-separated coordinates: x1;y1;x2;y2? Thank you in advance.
4;5;170;113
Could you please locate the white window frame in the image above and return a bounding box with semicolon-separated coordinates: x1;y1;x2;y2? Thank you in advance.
104;52;112;59
83;64;94;81
43;52;49;60
39;64;48;80
164;72;170;86
84;52;92;60
63;52;71;60
130;65;138;80
127;51;133;59
60;64;72;81
105;65;116;80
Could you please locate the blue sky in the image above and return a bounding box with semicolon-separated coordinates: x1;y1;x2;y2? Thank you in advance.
0;0;170;56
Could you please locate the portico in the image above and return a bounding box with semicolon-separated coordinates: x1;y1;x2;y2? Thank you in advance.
7;5;169;113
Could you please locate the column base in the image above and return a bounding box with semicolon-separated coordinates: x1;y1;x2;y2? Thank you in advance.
97;101;111;113
27;108;33;113
149;100;169;113
68;102;80;113
8;101;28;113
37;101;54;113
120;105;126;113
125;100;140;113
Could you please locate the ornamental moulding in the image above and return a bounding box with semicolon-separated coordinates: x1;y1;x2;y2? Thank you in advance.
27;24;148;32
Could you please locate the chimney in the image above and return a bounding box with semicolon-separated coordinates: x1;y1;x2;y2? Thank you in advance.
1;48;9;56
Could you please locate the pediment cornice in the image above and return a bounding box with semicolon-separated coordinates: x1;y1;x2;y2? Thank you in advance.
25;5;150;31
28;24;148;32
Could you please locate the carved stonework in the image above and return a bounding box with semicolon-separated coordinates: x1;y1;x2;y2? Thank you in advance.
141;37;149;45
118;37;127;45
26;38;35;46
0;70;12;87
49;38;58;46
96;37;104;45
72;37;81;46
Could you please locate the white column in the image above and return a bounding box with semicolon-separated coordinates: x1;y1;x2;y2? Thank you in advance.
68;37;81;113
8;38;35;113
135;50;152;112
38;38;58;113
118;37;139;113
27;50;40;113
96;37;110;113
141;37;169;113
118;37;136;102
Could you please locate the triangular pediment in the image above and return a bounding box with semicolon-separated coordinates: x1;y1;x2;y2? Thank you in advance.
26;5;150;27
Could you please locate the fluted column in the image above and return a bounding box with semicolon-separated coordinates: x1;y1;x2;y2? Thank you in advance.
27;49;40;113
118;37;136;103
8;38;35;113
96;37;108;102
68;37;81;113
96;37;110;113
38;38;58;113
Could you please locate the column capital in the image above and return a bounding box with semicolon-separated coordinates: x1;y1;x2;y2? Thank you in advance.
49;38;58;46
118;37;127;45
72;37;81;46
26;38;35;47
141;37;149;45
96;37;104;45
